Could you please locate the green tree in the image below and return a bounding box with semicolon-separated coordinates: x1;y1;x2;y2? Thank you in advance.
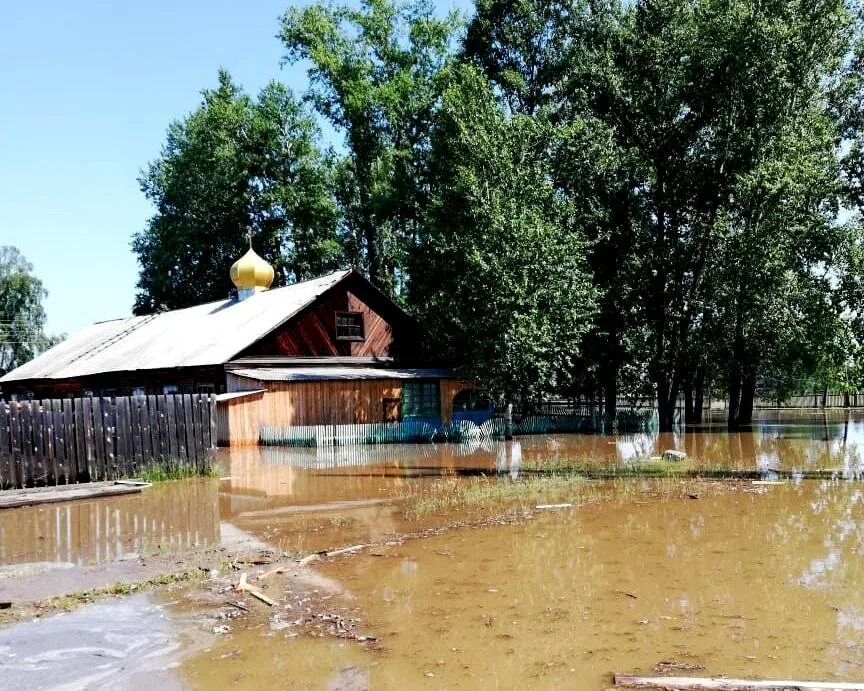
409;65;596;400
280;0;460;294
0;247;59;373
133;70;342;313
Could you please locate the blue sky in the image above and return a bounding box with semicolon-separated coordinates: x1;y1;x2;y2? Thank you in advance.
0;0;468;336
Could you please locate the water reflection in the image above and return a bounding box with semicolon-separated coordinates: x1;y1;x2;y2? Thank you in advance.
0;480;219;567
176;480;864;689
6;411;864;569
223;410;864;483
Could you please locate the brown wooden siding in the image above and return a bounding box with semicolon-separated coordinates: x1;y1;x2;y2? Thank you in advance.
241;277;413;360
221;376;470;445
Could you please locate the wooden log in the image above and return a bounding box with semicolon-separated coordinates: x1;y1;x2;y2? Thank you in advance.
613;674;864;690
235;573;275;606
0;481;150;509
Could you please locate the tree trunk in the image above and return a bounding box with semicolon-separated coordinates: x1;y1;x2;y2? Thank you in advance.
694;366;705;424
656;377;678;432
728;365;742;430
603;361;618;422
683;380;695;425
738;371;756;426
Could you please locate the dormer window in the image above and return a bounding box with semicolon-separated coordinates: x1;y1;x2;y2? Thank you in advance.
336;311;365;341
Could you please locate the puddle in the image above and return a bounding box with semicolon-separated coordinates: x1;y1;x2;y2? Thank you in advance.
5;411;864;570
0;479;219;568
0;593;187;690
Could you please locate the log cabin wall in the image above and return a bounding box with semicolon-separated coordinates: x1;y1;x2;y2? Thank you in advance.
222;376;470;446
2;366;227;401
241;276;415;360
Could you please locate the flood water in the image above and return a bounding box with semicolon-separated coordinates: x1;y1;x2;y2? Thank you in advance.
184;481;864;688
3;410;864;689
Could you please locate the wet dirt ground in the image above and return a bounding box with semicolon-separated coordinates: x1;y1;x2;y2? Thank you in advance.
3;410;864;689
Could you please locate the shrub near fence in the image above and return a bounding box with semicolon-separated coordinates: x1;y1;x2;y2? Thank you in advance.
0;394;216;490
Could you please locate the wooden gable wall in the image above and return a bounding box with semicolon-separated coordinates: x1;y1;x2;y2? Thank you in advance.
241;275;417;360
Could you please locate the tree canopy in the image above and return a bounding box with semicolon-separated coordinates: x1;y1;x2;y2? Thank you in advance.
131;0;864;427
133;70;342;313
0;247;59;373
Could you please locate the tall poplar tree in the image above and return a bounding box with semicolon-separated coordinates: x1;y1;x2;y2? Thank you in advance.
133;70;342;313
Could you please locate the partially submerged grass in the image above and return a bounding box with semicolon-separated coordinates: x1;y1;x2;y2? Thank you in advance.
521;456;696;476
402;474;593;519
400;463;744;520
137;457;219;483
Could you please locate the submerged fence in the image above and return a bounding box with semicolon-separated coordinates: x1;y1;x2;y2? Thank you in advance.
0;394;216;490
260;409;655;448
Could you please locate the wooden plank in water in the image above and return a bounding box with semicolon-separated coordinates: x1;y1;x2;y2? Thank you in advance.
613;674;864;690
0;481;150;510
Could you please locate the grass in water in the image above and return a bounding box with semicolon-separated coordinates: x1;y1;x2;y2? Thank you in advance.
401;466;736;520
403;474;591;519
137;457;218;482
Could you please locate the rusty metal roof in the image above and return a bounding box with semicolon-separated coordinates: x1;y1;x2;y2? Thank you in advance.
1;270;352;383
231;367;455;382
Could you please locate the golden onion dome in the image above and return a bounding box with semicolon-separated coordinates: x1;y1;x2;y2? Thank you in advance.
230;243;274;293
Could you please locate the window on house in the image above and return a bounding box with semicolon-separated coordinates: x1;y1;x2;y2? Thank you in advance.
335;311;365;341
401;380;441;421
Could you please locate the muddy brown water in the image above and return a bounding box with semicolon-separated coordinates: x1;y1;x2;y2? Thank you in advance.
3;410;864;689
180;481;864;689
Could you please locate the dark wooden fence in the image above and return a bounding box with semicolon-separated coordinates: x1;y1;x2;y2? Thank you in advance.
0;394;216;490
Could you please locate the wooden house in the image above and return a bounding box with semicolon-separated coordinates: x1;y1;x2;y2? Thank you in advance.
0;244;475;445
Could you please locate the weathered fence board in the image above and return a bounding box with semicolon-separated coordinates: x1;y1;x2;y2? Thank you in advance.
0;394;216;490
